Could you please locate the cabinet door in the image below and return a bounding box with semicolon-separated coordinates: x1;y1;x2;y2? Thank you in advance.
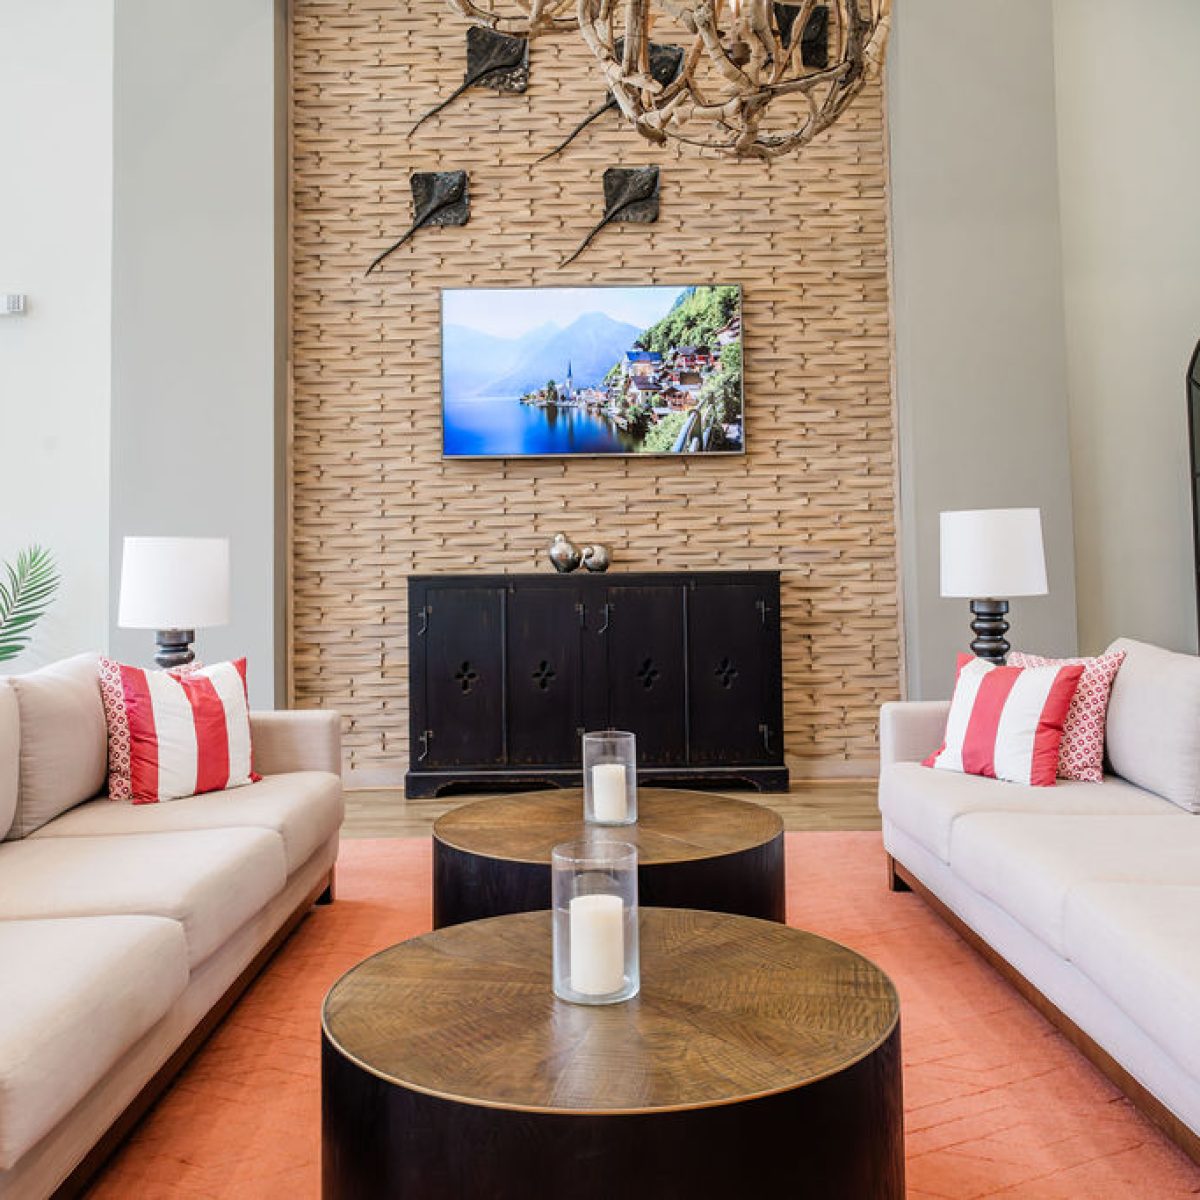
687;582;777;764
601;585;687;765
506;585;583;767
421;587;506;768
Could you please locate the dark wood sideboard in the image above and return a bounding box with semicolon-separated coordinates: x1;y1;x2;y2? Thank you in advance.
406;571;788;798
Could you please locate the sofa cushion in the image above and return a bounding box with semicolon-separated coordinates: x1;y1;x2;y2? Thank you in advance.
949;813;1200;955
0;915;188;1169
31;771;343;874
1105;637;1200;812
0;827;287;968
0;683;17;840
1007;649;1125;783
5;653;107;839
925;655;1084;787
878;761;1177;863
99;657;258;803
1064;882;1200;1084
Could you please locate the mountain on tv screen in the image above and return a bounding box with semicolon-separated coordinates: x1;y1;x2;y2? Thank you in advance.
441;285;744;458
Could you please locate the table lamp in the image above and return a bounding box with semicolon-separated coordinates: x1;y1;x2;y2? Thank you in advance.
118;537;230;668
940;508;1047;664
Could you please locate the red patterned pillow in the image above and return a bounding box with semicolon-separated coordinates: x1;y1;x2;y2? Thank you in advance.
99;658;260;803
924;654;1084;787
1007;649;1126;783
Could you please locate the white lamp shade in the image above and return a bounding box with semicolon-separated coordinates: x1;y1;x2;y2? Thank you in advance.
940;509;1048;598
118;537;231;630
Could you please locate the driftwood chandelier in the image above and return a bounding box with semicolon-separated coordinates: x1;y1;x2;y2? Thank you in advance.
444;0;891;160
446;0;576;38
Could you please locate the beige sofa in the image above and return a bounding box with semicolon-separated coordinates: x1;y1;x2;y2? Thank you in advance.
0;654;343;1199
879;637;1200;1162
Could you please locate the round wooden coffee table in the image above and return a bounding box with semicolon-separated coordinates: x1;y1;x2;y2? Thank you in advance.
321;909;903;1199
432;787;785;928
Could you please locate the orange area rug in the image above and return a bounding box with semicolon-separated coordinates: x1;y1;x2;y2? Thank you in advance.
89;833;1200;1199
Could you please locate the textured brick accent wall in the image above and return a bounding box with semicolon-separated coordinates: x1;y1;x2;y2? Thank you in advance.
290;2;900;781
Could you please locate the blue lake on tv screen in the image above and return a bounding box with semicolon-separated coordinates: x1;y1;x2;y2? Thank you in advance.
443;397;636;456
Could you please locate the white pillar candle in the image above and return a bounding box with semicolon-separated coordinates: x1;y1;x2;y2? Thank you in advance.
592;763;627;822
569;893;625;996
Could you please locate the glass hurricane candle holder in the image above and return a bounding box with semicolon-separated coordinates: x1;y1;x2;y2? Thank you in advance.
552;840;640;1006
582;730;637;825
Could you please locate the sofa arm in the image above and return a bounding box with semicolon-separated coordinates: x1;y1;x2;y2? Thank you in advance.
880;700;950;766
250;709;342;777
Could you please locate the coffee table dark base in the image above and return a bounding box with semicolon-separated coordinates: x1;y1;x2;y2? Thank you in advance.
322;1022;903;1200
433;831;786;928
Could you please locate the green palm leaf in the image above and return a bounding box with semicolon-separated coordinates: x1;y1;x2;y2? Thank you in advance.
0;546;60;663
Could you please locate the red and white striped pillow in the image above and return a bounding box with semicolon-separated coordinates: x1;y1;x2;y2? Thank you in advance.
924;654;1085;787
1007;649;1126;783
99;658;259;804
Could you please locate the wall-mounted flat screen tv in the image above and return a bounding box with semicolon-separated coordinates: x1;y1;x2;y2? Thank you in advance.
441;285;744;458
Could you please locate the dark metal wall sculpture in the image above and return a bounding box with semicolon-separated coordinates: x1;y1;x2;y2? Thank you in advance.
561;166;660;268
537;41;685;164
411;27;529;134
772;3;831;67
365;172;470;276
799;5;832;68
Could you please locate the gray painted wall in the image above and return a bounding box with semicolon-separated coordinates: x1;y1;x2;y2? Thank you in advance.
0;1;113;671
889;0;1080;699
109;0;285;706
1053;0;1200;655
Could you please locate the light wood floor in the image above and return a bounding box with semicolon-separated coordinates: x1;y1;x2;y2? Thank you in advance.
343;780;881;838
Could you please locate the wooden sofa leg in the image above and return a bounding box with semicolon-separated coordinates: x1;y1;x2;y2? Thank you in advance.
315;869;336;906
886;855;911;893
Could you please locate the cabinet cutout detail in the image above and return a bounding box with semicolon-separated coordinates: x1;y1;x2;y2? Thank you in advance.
637;658;661;690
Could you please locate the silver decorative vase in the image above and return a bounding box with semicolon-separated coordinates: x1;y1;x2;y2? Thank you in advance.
582;544;612;572
548;534;582;573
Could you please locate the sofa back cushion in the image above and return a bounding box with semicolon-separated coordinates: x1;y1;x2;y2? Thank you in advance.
5;654;108;839
1105;638;1200;813
0;683;17;840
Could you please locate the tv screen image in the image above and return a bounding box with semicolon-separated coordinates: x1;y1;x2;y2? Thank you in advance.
441;285;744;458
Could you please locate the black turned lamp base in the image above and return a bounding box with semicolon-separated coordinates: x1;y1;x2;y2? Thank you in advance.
154;629;196;670
968;600;1010;664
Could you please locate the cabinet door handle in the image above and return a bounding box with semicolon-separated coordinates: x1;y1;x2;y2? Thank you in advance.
597;602;612;635
756;599;768;626
417;730;433;762
575;602;587;629
759;723;772;753
416;606;430;637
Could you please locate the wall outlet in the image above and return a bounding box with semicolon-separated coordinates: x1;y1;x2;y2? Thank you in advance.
2;294;27;315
